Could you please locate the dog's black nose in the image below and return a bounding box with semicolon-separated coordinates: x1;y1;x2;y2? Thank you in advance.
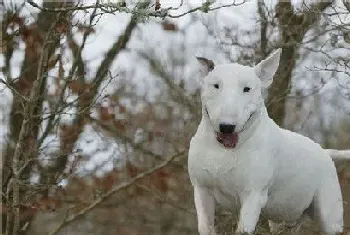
219;124;236;133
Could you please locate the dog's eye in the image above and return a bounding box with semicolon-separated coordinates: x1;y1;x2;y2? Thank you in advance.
243;87;251;93
214;84;219;89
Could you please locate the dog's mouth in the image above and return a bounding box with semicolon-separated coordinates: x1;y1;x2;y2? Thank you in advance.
216;132;238;149
205;106;255;149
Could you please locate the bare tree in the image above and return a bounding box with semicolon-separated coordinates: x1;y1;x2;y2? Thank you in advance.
267;1;332;126
1;1;247;234
1;0;350;235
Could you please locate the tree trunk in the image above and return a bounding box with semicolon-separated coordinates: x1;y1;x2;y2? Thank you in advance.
3;1;70;234
266;0;332;126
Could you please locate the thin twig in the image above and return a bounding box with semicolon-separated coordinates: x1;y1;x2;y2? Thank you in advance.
37;1;99;147
169;1;246;18
27;0;246;19
6;10;63;235
0;79;29;102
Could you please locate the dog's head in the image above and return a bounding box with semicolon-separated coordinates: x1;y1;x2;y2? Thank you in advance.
197;49;281;148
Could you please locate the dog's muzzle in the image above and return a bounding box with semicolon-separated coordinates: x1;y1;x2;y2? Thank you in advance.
205;106;255;149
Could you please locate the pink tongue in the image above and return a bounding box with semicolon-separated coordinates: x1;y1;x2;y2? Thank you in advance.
216;133;239;148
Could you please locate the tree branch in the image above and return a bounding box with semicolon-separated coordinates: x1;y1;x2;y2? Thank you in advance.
257;0;268;59
138;51;197;114
37;1;99;148
40;1;146;201
26;0;246;19
7;13;60;235
267;0;332;126
49;151;186;235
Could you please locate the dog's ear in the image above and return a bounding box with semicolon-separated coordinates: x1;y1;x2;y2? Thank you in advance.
196;56;215;75
254;48;281;88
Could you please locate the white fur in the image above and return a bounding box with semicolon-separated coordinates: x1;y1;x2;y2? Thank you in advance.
188;49;344;235
326;149;350;161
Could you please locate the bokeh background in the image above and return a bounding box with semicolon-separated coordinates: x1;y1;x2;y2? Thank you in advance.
1;0;350;234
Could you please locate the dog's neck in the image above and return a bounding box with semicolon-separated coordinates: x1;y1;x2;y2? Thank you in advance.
199;105;270;150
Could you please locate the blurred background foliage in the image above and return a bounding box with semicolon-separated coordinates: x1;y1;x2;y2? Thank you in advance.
0;0;350;234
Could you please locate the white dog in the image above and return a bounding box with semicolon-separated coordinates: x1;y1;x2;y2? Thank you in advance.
188;49;350;235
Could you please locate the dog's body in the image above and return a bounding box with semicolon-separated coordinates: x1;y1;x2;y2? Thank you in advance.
188;49;347;235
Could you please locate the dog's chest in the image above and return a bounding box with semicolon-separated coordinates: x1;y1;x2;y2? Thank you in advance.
189;146;239;187
188;137;270;197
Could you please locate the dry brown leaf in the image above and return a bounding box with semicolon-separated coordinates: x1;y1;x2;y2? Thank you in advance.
162;21;178;31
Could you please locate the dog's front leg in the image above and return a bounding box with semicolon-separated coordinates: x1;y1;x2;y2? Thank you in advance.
194;186;217;235
236;191;266;235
